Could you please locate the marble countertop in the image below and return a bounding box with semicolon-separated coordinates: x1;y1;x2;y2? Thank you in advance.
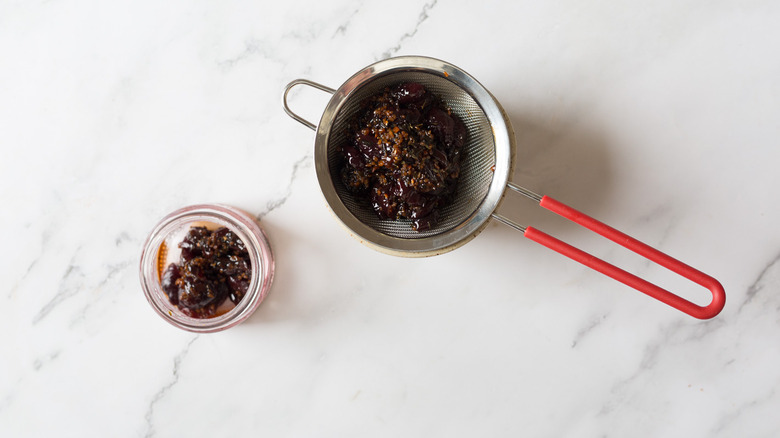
3;1;779;436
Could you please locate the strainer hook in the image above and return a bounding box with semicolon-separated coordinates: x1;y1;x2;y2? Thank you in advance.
283;79;336;131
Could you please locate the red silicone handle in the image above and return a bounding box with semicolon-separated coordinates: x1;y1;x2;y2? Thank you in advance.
523;196;725;319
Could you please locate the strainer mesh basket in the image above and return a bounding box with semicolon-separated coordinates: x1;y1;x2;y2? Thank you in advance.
325;71;497;239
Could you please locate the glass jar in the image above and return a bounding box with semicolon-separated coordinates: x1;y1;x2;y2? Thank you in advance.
139;204;274;332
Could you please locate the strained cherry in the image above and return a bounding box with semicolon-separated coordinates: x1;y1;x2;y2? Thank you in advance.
162;226;252;319
339;82;466;231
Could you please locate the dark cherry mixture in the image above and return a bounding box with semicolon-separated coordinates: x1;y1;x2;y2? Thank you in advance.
161;226;251;318
340;82;466;231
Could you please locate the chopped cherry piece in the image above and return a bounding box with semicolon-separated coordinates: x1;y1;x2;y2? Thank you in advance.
394;82;426;105
161;264;181;305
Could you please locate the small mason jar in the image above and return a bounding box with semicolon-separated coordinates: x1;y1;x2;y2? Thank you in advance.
139;204;274;332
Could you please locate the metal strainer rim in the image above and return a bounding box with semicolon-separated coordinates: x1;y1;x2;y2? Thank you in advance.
313;56;515;257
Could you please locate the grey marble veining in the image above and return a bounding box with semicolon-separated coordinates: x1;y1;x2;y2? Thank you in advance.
2;0;780;436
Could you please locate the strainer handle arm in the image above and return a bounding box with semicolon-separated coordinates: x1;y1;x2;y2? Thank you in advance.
524;196;725;320
283;79;336;131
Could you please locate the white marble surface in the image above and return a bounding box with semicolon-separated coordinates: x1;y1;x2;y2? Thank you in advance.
2;0;780;436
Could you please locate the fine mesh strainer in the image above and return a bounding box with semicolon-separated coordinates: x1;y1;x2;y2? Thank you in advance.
283;56;725;319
